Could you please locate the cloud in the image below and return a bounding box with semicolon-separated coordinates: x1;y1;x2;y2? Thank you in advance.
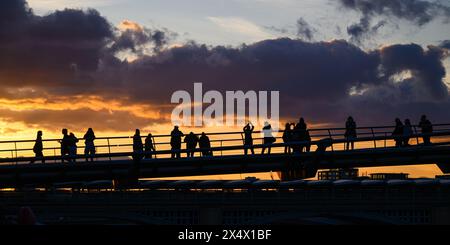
338;0;450;43
296;17;316;41
207;16;275;42
112;20;176;55
1;0;450;133
440;40;450;50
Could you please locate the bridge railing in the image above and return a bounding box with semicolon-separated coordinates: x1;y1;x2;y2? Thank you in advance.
1;123;450;165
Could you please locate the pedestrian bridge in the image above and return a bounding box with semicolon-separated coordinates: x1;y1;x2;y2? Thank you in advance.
1;124;450;187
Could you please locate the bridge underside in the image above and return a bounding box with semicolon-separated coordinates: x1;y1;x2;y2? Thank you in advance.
1;145;450;187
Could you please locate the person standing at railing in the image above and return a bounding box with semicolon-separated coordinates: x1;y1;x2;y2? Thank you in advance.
243;122;255;155
133;129;144;161
419;115;433;145
144;133;155;159
293;117;307;153
261;122;276;154
170;126;184;158
403;119;413;146
199;132;212;156
83;128;96;162
345;116;357;150
282;123;293;154
59;128;70;163
68;133;79;163
184;132;199;157
392;118;404;147
30;131;44;164
305;129;312;152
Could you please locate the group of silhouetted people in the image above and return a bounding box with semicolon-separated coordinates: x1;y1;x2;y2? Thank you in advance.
280;118;311;154
27;114;435;163
30;128;96;164
392;115;433;147
167;126;212;158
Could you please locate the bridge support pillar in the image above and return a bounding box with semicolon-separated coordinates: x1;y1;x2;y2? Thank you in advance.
279;161;317;181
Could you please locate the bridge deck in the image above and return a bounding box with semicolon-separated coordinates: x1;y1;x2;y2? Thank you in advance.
0;123;450;186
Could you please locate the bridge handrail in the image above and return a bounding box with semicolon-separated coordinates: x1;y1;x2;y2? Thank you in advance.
1;130;450;164
0;123;449;144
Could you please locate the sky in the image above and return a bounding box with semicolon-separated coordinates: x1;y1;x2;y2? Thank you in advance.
1;0;450;178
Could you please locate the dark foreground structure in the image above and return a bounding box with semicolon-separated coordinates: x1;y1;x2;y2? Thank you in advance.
1;178;450;225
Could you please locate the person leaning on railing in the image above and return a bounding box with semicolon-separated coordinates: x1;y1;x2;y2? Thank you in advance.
403;119;413;146
419;115;433;145
199;132;212;157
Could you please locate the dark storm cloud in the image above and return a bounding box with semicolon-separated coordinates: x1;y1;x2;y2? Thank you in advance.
0;108;160;132
0;0;449;130
0;0;113;88
339;0;450;43
110;24;174;54
440;40;450;50
296;18;315;41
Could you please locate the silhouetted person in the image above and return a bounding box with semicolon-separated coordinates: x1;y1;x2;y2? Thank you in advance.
59;128;70;163
184;132;199;157
293;117;308;153
144;133;155;159
243;122;255;155
83;128;96;162
199;132;212;156
403;119;413;146
261;122;275;154
31;131;44;164
170;126;184;158
419;115;433;145
345;116;357;150
68;133;79;163
133;129;144;161
282;123;293;154
305;129;311;152
392;118;404;147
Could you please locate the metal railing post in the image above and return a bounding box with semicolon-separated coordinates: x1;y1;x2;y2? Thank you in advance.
14;142;18;165
413;126;420;146
107;138;112;161
370;128;376;148
327;129;334;151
